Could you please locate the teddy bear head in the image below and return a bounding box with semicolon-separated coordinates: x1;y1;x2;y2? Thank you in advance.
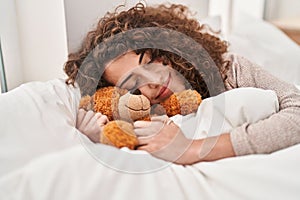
79;86;151;122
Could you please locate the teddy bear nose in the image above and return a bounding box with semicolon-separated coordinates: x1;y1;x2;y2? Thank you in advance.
130;89;141;95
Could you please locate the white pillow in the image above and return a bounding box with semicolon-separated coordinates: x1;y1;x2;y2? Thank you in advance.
227;14;300;85
171;87;279;139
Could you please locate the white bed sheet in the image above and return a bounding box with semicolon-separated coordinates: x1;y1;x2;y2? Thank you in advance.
0;78;299;200
1;142;300;200
0;79;81;176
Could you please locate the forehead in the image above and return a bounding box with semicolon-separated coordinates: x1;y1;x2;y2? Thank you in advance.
103;52;141;85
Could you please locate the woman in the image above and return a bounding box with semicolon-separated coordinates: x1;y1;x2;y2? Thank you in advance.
64;3;300;164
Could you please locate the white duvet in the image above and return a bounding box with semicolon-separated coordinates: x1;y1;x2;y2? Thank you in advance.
0;79;300;200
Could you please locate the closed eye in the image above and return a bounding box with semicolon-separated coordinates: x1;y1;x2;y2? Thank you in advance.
119;74;133;88
119;74;142;91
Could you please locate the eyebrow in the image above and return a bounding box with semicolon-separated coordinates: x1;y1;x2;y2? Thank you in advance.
119;73;133;88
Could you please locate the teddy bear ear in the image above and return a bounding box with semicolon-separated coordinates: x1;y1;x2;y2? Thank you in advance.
160;89;202;116
177;90;202;115
79;95;93;111
116;87;129;96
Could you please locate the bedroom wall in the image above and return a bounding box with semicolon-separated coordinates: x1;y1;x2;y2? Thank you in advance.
1;0;69;91
1;0;298;91
0;0;23;91
64;0;209;52
15;0;69;83
64;0;266;50
209;0;265;36
264;0;300;20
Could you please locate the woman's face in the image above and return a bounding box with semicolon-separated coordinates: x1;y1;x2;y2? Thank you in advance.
103;52;187;104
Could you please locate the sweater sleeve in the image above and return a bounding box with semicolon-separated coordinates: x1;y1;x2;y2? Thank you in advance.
223;53;300;156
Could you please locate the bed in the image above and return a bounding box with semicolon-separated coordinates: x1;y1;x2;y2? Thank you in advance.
1;4;300;200
0;78;299;200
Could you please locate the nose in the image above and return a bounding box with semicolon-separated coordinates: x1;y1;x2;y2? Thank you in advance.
148;83;160;89
142;72;163;84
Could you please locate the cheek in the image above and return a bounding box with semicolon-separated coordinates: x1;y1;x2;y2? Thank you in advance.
103;65;132;85
103;53;141;85
170;72;187;91
103;70;118;85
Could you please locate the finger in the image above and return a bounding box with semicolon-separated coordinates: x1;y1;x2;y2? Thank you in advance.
136;145;149;151
85;115;107;133
137;144;155;153
94;112;103;119
134;120;165;128
84;123;101;143
135;128;155;137
80;110;95;127
87;113;99;127
135;122;165;137
150;115;168;122
137;137;151;145
76;109;86;126
94;113;109;125
97;115;109;126
134;120;152;128
84;122;101;135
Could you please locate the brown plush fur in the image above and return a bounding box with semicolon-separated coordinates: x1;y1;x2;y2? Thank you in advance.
79;87;202;149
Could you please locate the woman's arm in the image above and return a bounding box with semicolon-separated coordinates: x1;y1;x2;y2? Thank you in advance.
224;53;300;156
135;53;300;164
135;118;236;165
182;133;235;164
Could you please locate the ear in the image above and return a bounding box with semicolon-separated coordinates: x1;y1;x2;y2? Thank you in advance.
176;90;202;115
79;95;93;111
160;89;202;116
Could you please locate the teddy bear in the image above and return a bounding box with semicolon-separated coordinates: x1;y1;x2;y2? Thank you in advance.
79;86;202;150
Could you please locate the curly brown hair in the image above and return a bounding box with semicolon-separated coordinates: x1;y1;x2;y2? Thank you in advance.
64;3;229;98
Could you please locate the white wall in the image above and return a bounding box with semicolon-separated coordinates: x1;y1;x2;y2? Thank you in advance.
64;0;274;52
1;0;298;91
265;0;300;20
16;0;69;83
144;0;209;19
0;0;23;90
209;0;265;36
64;0;209;52
278;0;300;19
1;0;69;91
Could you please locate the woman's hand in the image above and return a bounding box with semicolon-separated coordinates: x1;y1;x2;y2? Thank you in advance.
134;116;198;164
76;109;109;143
134;115;236;165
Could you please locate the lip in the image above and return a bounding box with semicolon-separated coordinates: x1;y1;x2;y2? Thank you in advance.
155;73;171;100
